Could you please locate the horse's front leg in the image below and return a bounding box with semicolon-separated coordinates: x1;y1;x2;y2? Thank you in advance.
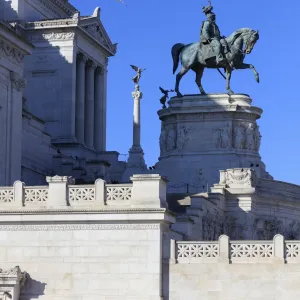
236;63;259;83
226;68;234;95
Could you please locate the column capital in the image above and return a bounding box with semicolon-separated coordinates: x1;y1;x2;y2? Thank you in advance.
132;85;143;100
77;52;88;63
10;72;27;92
95;65;104;75
86;59;97;70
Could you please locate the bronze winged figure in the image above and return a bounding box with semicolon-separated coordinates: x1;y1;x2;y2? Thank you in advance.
159;86;174;109
130;65;146;85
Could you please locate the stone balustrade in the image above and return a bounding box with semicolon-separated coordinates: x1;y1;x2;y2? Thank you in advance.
0;174;168;209
172;235;299;264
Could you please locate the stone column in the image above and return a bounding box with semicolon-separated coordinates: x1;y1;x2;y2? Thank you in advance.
75;53;87;144
122;85;147;182
132;86;142;148
84;60;96;149
8;72;26;185
94;66;105;152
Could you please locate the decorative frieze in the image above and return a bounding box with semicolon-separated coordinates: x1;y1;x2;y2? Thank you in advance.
25;19;78;29
0;39;25;63
27;31;75;42
0;224;160;231
10;72;27;92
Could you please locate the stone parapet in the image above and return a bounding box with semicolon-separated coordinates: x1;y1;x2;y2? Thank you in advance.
0;174;168;210
174;234;293;264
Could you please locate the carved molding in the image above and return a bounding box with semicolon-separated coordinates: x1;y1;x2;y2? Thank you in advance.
10;72;27;92
0;266;27;300
25;0;76;19
25;19;78;29
0;224;160;231
0;39;25;63
221;168;256;188
166;112;259;121
27;32;75;42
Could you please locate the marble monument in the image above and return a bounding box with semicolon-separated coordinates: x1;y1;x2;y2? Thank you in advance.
0;1;300;300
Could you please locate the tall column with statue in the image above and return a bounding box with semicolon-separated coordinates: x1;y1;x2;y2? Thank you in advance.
122;65;147;182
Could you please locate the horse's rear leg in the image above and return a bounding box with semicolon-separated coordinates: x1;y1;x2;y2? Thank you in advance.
225;68;234;95
175;66;189;97
193;66;206;95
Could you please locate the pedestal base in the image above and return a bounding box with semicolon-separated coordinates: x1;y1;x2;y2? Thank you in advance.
155;94;272;193
122;146;147;182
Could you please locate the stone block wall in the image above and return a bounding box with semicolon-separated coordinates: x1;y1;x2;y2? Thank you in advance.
0;225;163;300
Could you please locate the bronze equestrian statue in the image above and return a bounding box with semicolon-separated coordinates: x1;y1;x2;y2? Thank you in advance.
172;4;260;96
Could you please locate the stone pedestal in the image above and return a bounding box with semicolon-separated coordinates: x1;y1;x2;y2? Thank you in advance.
155;94;272;194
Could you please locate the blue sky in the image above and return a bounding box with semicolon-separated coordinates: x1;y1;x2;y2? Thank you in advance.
71;0;300;185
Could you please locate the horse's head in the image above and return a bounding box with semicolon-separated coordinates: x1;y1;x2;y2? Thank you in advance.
244;30;259;54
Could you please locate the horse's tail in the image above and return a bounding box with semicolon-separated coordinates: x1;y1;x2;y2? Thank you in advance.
171;43;185;74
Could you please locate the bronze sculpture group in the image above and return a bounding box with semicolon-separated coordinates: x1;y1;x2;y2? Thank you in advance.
132;1;260;107
172;2;260;97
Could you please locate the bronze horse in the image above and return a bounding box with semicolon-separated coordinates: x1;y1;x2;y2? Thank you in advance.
172;28;260;96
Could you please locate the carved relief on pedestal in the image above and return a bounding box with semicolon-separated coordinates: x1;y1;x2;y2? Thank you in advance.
177;126;193;151
166;126;177;152
253;125;262;151
233;122;261;152
216;122;232;149
234;125;246;149
246;123;255;151
159;127;167;154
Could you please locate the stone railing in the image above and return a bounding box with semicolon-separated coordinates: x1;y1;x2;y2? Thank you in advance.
0;174;168;209
172;235;300;264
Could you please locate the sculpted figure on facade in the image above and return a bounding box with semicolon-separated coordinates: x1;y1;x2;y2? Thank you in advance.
234;124;246;149
159;128;167;154
246;123;255;151
216;122;232;149
254;125;262;151
177;126;192;150
166;126;177;152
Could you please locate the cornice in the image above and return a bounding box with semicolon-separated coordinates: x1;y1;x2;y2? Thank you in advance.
0;224;161;231
25;0;77;19
0;208;169;214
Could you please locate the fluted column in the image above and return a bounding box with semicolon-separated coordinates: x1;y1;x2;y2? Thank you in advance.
94;66;104;152
84;60;96;149
75;53;87;144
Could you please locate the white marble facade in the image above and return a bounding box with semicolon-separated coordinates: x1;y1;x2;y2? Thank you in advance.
0;21;33;186
1;1;300;300
0;0;125;185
